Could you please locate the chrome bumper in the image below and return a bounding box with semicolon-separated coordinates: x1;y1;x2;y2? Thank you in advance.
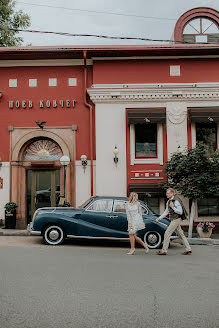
27;223;41;235
170;235;179;240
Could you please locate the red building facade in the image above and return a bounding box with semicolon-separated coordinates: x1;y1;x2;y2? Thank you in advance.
0;7;218;228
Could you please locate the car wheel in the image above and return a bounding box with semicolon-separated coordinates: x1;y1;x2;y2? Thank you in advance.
143;231;163;249
43;225;65;245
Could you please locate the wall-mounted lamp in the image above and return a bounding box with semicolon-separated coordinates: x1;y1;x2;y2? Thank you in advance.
81;154;87;172
113;146;119;166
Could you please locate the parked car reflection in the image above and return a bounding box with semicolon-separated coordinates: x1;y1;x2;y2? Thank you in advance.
36;185;60;203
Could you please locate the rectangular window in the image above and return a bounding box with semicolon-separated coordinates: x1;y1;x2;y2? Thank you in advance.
135;123;157;158
196;122;217;154
198;198;219;216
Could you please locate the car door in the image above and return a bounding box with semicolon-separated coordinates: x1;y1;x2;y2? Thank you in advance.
111;200;129;234
78;199;115;237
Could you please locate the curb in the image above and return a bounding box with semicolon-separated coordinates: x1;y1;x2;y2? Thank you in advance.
0;229;31;236
174;237;218;246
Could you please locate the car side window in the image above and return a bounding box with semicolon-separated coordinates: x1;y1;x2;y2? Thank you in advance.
113;200;127;213
86;200;113;212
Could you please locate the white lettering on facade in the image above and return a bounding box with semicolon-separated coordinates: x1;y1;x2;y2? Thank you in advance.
53;100;57;108
9;101;14;109
40;100;44;108
9;99;77;109
22;100;26;109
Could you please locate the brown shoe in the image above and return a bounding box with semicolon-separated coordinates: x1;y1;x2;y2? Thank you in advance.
182;250;192;255
157;251;167;255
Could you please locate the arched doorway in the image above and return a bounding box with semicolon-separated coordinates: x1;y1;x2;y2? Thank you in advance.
10;128;75;229
23;138;63;223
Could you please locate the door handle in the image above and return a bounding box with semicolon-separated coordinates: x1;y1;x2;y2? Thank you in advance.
106;215;118;218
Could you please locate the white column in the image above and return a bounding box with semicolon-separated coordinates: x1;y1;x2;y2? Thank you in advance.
95;103;127;196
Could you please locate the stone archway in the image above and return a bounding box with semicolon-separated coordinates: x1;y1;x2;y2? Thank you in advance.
10;127;76;228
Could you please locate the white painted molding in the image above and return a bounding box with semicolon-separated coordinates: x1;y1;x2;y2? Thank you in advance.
87;85;219;103
170;65;180;77
29;79;37;87
9;79;17;88
191;123;196;148
49;78;57;87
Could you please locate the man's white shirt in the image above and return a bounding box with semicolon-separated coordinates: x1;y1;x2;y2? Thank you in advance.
158;197;183;220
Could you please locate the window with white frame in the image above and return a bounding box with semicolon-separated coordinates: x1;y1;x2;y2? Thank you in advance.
135;123;157;158
130;123;163;165
196;122;217;154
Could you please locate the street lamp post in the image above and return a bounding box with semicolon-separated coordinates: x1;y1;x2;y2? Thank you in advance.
59;155;70;201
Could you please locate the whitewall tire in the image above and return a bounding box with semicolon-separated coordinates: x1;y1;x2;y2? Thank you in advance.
144;231;162;249
43;225;65;245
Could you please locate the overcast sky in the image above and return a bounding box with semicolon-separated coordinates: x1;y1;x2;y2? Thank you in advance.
15;0;219;46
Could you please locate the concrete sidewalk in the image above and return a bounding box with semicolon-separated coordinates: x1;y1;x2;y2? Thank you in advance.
0;227;219;245
0;228;30;236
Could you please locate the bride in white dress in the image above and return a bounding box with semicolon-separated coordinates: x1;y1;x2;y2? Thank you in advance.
126;192;149;255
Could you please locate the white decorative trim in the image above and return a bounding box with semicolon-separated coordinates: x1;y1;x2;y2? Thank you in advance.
49;78;57;87
0;59;93;67
29;79;37;87
68;78;77;86
191;123;196;148
131;177;164;180
170;65;180;77
167;103;186;124
130;123;163;165
88;85;219;103
0;162;10;167
9;79;17;88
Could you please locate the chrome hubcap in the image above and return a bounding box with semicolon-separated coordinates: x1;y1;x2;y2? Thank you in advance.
147;234;158;244
48;229;59;241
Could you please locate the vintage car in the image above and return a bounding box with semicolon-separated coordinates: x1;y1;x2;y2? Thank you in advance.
29;196;177;248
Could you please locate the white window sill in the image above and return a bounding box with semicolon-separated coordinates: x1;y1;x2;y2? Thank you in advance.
133;158;161;164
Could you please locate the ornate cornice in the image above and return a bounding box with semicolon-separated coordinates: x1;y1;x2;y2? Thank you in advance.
87;87;219;103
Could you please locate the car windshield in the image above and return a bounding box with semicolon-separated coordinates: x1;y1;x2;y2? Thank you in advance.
78;197;94;209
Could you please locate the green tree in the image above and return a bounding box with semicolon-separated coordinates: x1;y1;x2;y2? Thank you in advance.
0;0;30;46
163;144;219;237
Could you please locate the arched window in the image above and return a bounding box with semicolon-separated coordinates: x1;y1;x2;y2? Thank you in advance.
183;17;219;43
23;139;63;161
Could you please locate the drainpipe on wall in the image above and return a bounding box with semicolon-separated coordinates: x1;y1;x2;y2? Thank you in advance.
83;50;94;196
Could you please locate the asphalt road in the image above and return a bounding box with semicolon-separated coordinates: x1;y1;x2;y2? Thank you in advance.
0;237;218;328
